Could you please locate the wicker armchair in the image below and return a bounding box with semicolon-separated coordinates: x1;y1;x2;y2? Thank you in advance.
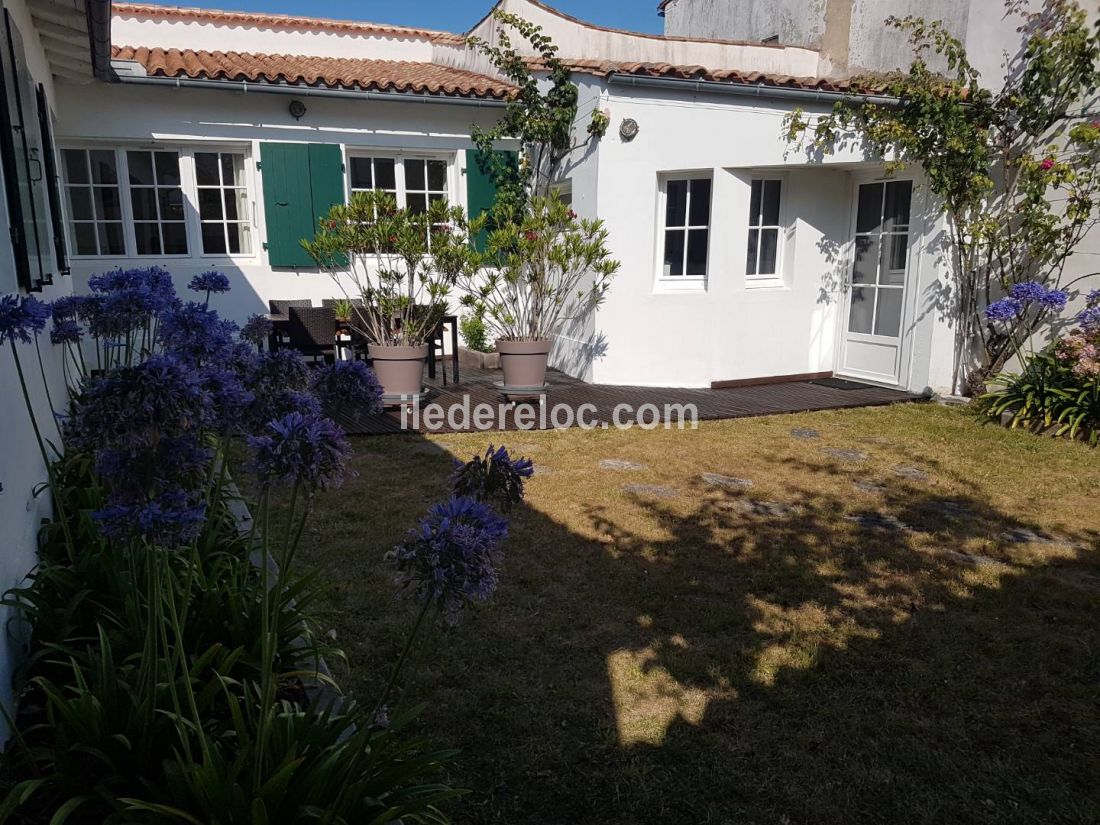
286;307;337;362
267;299;312;351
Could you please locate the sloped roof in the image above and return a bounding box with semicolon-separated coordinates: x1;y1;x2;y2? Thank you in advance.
112;2;467;44
112;46;517;98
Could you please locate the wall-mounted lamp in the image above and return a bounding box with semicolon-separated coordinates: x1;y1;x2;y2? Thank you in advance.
288;100;307;120
619;118;639;142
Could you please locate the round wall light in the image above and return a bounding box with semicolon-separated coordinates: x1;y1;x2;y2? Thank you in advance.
288;100;307;120
619;118;639;141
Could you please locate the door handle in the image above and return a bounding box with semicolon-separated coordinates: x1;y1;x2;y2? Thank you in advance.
276;201;289;207
28;156;42;183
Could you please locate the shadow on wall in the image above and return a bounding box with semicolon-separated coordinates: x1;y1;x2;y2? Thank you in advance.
321;440;1100;825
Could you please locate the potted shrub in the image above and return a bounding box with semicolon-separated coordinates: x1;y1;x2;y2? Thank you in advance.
304;191;470;398
458;194;619;389
458;303;500;369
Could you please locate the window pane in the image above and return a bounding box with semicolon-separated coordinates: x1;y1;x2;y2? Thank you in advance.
848;286;874;334
761;180;781;225
162;222;188;255
130;187;157;221
851;234;879;284
101;223;124;255
154;151;180;186
688;178;711;227
134;222;161;255
374;158;396;191
758;227;779;275
686;229;709;276
95;187;121;221
405;159;425;190
202;222;227;254
159;188;185;222
349;157;373;190
220;153;240;185
73;222;96;255
874;287;903;337
67;187;92;220
427;160;447;191
406;192;427;214
127;151;154;186
746;228;759;275
883;235;908;283
199;188;223;220
223;189;239;221
663;229;685;277
748;179;762;227
195;152;220;186
227;223;244;254
63;150;88;184
856;182;883;233
89;150;117;184
884;180;912;230
665;179;688;227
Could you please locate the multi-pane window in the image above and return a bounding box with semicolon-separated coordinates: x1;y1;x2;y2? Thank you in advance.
348;156;397;198
195;151;251;255
848;179;913;338
403;158;448;215
746;179;782;277
62;148;124;256
127;150;187;255
661;176;711;278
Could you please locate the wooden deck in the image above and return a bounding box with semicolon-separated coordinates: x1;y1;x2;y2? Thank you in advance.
333;366;926;435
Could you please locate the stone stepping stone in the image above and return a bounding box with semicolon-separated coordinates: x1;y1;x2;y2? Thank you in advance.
790;428;821;439
922;499;971;518
894;466;929;481
701;472;754;489
623;483;679;499
823;448;869;462
853;480;886;494
845;512;912;532
943;550;1005;568
723;499;801;517
999;527;1077;548
600;459;645;471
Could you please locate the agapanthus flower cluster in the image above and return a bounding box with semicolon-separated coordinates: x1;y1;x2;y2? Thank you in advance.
84;266;177;339
95;489;208;547
985;281;1069;322
188;270;231;297
0;294;50;346
240;313;274;348
247;411;350;493
388;495;509;624
309;360;384;417
66;354;216;545
157;301;239;365
50;318;83;346
451;444;533;513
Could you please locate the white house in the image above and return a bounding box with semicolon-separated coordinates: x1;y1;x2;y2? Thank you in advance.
37;0;981;394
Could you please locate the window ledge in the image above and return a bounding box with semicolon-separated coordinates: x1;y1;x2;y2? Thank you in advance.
654;277;708;294
745;277;788;290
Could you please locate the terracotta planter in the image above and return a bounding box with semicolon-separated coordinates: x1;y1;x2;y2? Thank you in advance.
496;338;551;388
368;344;428;397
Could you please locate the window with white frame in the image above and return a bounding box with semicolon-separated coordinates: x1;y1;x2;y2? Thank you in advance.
61;145;255;260
126;150;187;255
348;155;450;211
746;179;782;278
660;176;711;279
195;151;252;255
348;155;398;199
62;148;125;256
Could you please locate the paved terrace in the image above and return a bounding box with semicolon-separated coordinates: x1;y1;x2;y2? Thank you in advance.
333;366;926;435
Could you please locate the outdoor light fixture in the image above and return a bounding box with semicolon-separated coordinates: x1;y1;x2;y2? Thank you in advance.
288;99;307;120
619;117;639;141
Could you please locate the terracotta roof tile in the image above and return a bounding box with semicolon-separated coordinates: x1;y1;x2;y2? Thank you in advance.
537;57;878;94
113;3;466;44
113;46;517;99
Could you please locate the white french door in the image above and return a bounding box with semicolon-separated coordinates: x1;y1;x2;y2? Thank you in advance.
837;178;916;385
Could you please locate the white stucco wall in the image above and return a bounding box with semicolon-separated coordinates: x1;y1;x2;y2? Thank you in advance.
55;80;508;325
0;0;74;738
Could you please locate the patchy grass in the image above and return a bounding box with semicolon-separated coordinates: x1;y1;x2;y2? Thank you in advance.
287;404;1100;824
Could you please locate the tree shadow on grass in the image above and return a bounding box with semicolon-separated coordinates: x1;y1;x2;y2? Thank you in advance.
302;441;1100;825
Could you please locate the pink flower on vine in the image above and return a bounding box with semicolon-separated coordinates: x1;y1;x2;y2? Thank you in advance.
1040;158;1055;171
524;231;539;242
567;209;578;220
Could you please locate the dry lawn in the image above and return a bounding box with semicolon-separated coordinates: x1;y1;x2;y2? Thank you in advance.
288;403;1100;825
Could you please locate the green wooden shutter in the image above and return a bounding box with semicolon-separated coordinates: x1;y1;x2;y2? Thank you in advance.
260;142;346;268
465;148;517;252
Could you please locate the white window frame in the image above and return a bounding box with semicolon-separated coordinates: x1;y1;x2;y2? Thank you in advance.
745;177;786;285
124;147;190;258
59;142;258;263
60;146;127;258
654;171;712;292
191;146;255;259
344;149;456;210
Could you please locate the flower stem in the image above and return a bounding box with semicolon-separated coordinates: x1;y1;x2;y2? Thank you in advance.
373;598;433;720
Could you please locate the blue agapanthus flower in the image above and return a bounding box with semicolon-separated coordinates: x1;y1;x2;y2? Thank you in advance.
50;295;91;322
1078;305;1100;332
985;297;1023;322
158;301;239;365
198;364;255;433
84;267;176;339
240;313;274;347
188;270;231;296
1087;289;1100;308
248;411;349;492
50;318;83;345
0;295;50;346
310;360;384;417
388;495;509;623
451;444;534;512
94;489;208;547
1009;281;1069;310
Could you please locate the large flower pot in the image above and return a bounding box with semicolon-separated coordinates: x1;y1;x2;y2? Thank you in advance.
368;344;428;398
496;338;551;389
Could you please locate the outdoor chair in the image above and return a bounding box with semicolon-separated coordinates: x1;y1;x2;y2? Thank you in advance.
286;307;338;362
267;299;312;351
